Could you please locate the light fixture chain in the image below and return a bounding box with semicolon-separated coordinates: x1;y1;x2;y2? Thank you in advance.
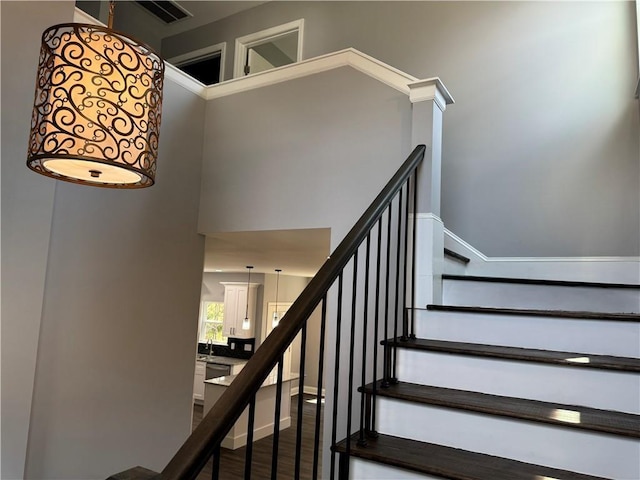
108;0;115;29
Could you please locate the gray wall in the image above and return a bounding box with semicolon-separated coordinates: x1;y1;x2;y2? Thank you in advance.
1;2;208;478
198;66;412;245
168;1;640;257
113;1;164;52
1;3;72;478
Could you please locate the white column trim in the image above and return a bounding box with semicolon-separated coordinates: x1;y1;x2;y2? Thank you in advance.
408;78;455;110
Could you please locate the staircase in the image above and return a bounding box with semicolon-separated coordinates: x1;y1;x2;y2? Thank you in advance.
334;249;640;479
109;147;638;480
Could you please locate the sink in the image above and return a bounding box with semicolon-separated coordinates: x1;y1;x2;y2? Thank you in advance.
197;355;216;362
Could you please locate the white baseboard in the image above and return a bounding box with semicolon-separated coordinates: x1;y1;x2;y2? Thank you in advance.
291;385;325;397
221;417;292;450
443;228;640;284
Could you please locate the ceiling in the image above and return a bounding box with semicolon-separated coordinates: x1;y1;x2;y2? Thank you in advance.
203;229;332;277
143;1;268;37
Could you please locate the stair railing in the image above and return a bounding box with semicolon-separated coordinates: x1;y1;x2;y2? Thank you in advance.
115;144;425;480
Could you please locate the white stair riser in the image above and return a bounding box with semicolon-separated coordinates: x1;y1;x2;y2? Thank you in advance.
442;280;640;313
350;458;438;479
376;398;640;480
413;310;640;358
396;349;640;413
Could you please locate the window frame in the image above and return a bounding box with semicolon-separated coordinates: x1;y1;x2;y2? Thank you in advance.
233;19;304;79
198;300;227;344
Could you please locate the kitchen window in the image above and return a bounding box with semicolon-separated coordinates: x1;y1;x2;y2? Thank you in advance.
199;301;226;343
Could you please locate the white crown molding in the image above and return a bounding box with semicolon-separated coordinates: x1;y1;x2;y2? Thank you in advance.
205;48;421;101
408;78;455;111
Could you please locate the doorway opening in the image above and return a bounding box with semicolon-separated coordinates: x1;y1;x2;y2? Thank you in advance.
168;42;226;85
233;19;304;78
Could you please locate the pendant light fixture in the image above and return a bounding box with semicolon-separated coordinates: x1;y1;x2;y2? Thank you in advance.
26;0;165;188
272;269;282;328
241;266;253;331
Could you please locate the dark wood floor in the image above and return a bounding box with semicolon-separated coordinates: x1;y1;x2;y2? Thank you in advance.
192;394;324;480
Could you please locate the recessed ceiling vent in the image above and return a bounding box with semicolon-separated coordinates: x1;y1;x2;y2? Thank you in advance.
135;1;192;24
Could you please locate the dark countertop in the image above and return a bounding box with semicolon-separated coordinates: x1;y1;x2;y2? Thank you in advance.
196;355;249;367
205;372;300;388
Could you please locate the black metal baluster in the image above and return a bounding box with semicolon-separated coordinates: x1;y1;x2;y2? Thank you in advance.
244;396;256;480
358;235;371;445
401;180;411;341
329;274;344;480
392;189;403;382
410;172;418;339
294;322;307;480
382;207;392;388
312;295;327;480
271;357;284;480
370;220;382;436
346;252;358;458
211;445;220;480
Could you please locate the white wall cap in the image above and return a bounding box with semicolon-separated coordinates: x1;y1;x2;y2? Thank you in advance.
73;9;452;106
408;78;455;110
205;48;421;100
74;7;105;25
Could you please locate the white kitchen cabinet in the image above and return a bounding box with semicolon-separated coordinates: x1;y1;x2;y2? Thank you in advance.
193;360;206;403
221;282;260;339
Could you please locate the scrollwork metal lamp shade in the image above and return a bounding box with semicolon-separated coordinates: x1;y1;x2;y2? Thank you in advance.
27;23;164;188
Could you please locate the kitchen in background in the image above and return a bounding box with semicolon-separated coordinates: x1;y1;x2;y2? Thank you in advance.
193;270;322;406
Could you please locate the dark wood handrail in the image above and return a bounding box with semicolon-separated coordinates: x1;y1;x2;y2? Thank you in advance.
159;145;427;480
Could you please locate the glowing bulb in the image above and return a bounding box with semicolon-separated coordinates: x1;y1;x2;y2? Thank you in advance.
272;311;280;328
242;317;250;330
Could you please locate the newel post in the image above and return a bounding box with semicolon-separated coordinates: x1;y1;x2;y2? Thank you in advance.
408;78;454;306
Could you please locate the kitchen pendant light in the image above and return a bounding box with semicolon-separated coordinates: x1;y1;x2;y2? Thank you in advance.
26;0;165;188
272;269;282;328
241;266;253;331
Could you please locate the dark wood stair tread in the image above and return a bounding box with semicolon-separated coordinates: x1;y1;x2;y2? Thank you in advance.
383;338;640;373
427;304;640;322
443;274;640;289
333;432;612;480
444;248;470;264
361;381;639;438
